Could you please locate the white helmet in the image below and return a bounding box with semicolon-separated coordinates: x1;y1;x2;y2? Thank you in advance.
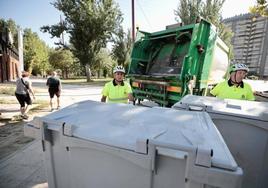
230;63;249;73
113;65;125;74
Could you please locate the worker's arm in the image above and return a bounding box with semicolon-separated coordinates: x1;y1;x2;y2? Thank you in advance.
126;82;134;102
210;82;222;97
101;96;107;103
128;93;134;102
101;83;109;103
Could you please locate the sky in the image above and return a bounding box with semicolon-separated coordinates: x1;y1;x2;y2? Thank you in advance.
0;0;257;47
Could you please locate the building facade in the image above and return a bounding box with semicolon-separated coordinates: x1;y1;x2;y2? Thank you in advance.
0;29;20;83
224;14;268;78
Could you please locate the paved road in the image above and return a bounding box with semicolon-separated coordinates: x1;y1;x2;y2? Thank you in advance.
0;78;103;115
0;79;103;188
33;78;103;107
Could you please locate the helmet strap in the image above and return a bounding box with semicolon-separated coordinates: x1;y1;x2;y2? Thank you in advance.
231;71;242;85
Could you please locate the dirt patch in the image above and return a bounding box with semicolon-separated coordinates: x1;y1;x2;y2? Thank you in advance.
0;108;50;161
0;120;34;160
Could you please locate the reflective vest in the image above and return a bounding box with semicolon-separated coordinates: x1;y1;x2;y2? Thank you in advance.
210;80;255;101
102;80;132;103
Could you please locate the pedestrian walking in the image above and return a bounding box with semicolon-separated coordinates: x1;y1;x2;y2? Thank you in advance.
15;71;35;119
46;71;61;111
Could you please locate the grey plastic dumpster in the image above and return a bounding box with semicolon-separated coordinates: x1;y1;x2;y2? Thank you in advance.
172;95;268;188
25;100;242;188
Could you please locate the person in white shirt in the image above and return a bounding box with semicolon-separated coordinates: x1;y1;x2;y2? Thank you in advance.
15;71;35;119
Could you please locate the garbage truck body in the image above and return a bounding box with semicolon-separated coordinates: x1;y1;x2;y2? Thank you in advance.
128;19;229;107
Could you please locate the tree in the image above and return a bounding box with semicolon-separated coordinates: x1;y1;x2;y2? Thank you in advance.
0;19;50;75
174;0;233;49
175;0;202;25
41;0;123;81
0;18;19;49
250;0;268;16
23;28;50;75
111;27;132;67
93;48;115;78
49;49;74;78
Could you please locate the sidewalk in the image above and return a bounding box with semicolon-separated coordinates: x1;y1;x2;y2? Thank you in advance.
0;103;21;119
0;104;19;113
0;103;39;120
0;81;103;187
0;102;49;188
0;140;48;188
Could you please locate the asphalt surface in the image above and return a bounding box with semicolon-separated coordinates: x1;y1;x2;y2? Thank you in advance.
0;78;103;115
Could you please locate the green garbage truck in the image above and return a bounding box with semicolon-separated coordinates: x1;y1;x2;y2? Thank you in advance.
128;19;229;107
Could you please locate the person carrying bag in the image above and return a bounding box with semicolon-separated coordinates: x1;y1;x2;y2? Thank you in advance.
15;71;35;119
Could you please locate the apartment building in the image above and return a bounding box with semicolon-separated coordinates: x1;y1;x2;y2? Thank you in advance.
224;13;268;78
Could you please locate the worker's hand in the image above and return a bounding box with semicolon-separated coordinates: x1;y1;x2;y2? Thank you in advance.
128;101;134;105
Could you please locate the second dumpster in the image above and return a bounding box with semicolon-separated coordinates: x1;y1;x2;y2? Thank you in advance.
172;95;268;188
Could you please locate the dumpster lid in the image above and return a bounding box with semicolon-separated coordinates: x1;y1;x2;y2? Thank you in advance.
172;95;268;122
40;100;238;171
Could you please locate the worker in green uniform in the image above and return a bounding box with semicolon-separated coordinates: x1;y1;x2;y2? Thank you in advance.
101;65;134;104
210;63;255;101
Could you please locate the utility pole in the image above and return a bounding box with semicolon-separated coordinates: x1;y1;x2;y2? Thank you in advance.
132;0;135;42
17;27;24;71
60;15;65;46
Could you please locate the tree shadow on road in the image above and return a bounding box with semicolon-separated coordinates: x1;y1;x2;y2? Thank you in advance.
0;120;34;161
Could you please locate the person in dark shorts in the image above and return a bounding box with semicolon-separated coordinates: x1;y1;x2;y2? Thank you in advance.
15;71;35;119
46;71;61;111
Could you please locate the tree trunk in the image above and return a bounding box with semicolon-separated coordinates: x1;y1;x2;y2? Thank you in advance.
98;61;101;78
98;69;101;78
61;70;65;79
85;64;91;82
64;68;68;79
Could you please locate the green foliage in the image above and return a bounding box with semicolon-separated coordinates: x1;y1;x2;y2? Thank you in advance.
250;0;268;16
175;0;225;25
49;49;75;78
92;48;116;78
0;86;15;95
200;0;225;26
41;0;123;81
23;29;50;75
174;0;233;53
111;27;132;66
0;18;19;49
175;0;202;25
0;19;51;76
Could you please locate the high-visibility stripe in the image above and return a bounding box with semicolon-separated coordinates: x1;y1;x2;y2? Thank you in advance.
167;86;181;93
134;79;169;85
132;81;181;93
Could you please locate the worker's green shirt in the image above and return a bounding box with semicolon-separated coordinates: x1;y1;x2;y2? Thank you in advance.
102;79;132;103
210;79;255;101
